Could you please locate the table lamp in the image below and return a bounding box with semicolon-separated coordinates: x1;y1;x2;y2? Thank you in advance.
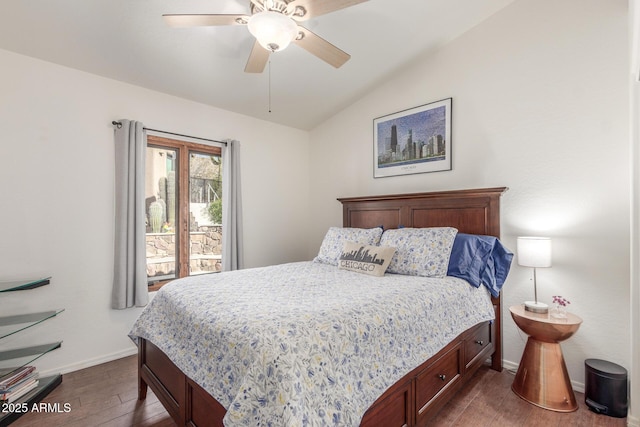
517;236;552;313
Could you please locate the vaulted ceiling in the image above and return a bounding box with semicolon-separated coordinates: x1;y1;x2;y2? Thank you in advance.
0;0;515;130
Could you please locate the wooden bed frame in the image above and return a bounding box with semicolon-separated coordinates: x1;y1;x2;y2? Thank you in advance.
138;187;507;427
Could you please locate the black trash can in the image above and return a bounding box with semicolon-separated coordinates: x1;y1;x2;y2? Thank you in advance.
584;358;628;418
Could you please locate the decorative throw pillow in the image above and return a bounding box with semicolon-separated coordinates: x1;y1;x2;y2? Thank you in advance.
380;227;458;277
338;241;396;277
314;227;384;266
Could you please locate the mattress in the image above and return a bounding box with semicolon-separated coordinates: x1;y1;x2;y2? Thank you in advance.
129;261;494;427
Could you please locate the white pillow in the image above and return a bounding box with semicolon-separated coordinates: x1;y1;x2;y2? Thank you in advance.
338;241;396;277
380;227;458;277
314;227;383;266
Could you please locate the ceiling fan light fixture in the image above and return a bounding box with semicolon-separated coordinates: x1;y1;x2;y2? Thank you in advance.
247;11;297;52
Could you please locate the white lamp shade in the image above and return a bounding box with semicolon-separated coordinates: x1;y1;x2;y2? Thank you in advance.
247;11;298;52
517;236;552;268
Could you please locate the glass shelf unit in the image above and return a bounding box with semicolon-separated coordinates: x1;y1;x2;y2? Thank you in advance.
0;276;63;426
0;277;51;293
0;309;65;339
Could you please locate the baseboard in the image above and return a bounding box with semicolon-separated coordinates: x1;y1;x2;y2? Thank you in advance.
39;346;138;377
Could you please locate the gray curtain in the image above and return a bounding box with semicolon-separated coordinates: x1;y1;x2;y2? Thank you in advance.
112;120;149;309
222;140;244;271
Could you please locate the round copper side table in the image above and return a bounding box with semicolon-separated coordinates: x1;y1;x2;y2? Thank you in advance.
509;304;583;412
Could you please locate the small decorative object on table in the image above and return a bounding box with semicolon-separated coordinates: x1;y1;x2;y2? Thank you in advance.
552;295;570;318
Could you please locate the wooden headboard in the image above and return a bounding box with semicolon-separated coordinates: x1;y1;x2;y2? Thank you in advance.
338;187;506;237
337;187;508;371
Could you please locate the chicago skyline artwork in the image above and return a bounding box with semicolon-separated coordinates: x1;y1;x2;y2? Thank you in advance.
373;98;452;178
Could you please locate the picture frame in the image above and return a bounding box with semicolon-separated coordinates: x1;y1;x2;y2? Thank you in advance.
373;98;452;178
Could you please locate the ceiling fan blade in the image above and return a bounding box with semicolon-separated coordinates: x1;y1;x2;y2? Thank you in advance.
288;0;368;21
245;40;270;73
163;14;249;28
293;26;350;68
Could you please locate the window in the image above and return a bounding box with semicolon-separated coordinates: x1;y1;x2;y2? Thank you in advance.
145;135;222;291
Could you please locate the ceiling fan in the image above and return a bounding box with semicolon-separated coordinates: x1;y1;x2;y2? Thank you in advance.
163;0;368;73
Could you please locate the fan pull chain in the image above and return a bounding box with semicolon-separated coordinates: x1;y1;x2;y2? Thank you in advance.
268;59;272;113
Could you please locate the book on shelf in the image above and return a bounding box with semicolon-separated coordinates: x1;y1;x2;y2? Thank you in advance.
0;365;36;390
1;377;39;403
1;366;39;403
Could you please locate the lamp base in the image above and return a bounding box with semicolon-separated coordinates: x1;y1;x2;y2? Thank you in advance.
524;300;549;314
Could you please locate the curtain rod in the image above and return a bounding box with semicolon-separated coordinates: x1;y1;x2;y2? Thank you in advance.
111;121;227;146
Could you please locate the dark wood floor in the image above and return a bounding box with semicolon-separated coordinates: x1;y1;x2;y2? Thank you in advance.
7;355;627;426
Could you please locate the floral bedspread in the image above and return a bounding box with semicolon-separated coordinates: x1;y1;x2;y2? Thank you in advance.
129;261;494;427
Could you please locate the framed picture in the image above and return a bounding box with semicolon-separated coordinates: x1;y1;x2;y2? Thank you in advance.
373;98;452;178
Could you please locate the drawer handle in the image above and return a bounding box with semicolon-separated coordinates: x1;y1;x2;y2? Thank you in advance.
438;374;446;381
475;340;484;346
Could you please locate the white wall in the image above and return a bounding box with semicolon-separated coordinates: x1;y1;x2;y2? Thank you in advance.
0;49;310;374
309;0;630;413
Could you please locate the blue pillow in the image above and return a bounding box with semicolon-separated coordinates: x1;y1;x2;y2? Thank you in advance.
447;233;513;297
